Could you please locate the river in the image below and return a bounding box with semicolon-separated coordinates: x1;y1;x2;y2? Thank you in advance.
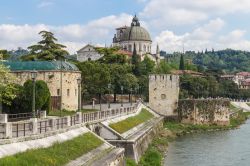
164;120;250;166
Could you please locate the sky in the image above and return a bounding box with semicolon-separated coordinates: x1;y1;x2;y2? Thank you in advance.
1;0;250;54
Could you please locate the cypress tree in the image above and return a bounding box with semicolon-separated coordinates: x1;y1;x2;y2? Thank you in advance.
131;43;140;75
179;54;185;70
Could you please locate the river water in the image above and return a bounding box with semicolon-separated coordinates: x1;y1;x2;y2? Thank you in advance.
164;120;250;166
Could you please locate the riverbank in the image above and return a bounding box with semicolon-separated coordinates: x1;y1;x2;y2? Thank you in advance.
127;111;250;166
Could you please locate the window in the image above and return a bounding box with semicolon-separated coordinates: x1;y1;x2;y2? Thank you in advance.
75;89;77;96
57;89;60;96
161;94;166;99
67;89;70;97
128;45;132;52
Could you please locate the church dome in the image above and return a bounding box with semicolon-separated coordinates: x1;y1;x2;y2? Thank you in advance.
120;15;151;42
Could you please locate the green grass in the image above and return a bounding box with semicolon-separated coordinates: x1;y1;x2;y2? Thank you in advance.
109;108;154;134
49;109;98;117
0;132;103;166
164;111;250;134
126;158;137;166
139;147;162;166
48;109;76;116
230;111;250;127
164;121;228;133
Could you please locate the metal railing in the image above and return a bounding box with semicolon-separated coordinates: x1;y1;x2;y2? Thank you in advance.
8;112;34;122
0;103;140;139
56;117;68;129
81;106;136;123
0;124;5;139
12;122;33;138
38;120;53;134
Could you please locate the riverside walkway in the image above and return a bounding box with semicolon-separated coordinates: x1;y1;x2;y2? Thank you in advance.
0;103;140;140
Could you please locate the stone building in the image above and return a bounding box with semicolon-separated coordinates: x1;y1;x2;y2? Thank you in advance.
76;44;103;62
2;61;81;111
149;74;180;116
113;15;160;62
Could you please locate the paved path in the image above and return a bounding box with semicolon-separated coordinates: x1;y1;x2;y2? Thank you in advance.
231;102;250;112
0;127;89;158
82;102;136;110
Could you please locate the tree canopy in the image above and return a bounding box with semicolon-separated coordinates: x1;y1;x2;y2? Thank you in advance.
22;31;69;61
4;80;51;114
0;64;18;107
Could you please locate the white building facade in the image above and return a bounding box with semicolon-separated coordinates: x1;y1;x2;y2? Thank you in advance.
76;44;103;62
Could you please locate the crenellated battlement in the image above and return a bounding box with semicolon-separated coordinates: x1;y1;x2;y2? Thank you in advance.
149;74;179;82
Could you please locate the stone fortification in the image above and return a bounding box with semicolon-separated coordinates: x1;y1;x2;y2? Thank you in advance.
178;99;230;126
149;74;179;116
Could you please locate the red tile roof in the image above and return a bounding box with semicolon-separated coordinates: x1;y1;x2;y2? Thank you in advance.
114;49;133;57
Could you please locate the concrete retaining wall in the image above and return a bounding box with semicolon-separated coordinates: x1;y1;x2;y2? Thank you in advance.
107;117;164;163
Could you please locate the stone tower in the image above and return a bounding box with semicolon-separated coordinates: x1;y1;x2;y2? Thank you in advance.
149;74;179;116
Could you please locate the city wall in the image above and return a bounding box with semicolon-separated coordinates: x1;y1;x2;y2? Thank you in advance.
177;99;230;126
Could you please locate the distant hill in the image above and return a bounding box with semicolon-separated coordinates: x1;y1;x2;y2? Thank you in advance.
164;49;250;73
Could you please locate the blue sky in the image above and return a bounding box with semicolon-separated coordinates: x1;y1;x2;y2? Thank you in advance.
1;0;250;54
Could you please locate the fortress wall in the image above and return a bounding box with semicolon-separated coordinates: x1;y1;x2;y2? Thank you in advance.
178;99;230;126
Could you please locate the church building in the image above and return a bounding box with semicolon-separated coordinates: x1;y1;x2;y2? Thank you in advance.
113;15;160;63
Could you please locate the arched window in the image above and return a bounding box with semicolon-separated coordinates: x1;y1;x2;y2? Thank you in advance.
144;45;146;52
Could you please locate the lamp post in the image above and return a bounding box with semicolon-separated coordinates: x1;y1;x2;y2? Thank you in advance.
77;78;81;112
108;83;111;109
135;86;139;103
130;88;133;106
121;86;124;107
31;70;37;118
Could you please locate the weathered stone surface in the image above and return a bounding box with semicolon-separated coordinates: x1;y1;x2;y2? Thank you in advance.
0;114;7;123
178;99;230;126
149;74;179;116
11;70;81;110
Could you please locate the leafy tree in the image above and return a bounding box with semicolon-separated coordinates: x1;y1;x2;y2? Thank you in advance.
110;64;131;102
0;64;18;112
0;50;11;60
22;80;51;113
77;61;111;103
139;56;155;75
154;61;176;74
97;47;127;64
22;31;69;61
179;54;185;70
3;80;51;114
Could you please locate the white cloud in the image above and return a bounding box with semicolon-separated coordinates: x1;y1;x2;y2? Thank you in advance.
155;18;250;53
37;1;54;8
0;13;132;54
140;0;250;28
